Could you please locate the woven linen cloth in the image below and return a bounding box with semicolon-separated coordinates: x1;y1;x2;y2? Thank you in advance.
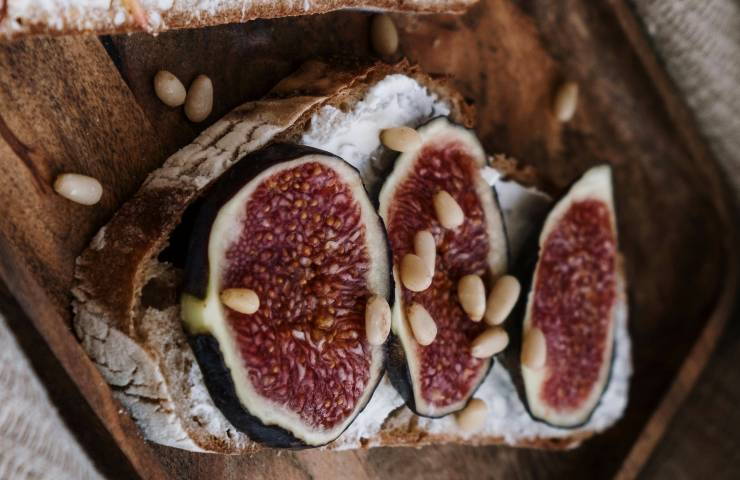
0;2;738;478
632;0;740;198
0;313;102;479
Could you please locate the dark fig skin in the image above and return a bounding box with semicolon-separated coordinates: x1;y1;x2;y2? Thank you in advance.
385;333;493;418
491;183;512;273
384;333;416;414
189;335;308;448
499;234;539;422
502;198;617;430
182;142;390;448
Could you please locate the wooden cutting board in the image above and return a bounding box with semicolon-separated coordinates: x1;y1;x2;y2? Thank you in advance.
0;0;736;478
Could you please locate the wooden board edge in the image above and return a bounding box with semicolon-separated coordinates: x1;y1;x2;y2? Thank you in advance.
1;7;736;478
605;1;740;478
616;266;738;480
0;35;169;480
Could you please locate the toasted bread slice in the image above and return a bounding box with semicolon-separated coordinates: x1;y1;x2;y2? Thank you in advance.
0;0;477;39
73;60;630;453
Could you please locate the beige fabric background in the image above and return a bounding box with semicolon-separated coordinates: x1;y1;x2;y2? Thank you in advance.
632;0;740;198
0;314;102;479
0;1;738;478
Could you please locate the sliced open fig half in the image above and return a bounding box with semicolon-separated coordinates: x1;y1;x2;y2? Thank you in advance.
181;143;390;447
378;117;509;417
516;165;624;428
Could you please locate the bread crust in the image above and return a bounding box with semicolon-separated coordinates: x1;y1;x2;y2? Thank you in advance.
0;0;477;39
73;60;591;453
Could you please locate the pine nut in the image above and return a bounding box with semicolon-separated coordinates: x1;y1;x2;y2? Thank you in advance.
456;398;488;433
380;126;422;152
370;14;398;56
471;326;509;358
153;70;186;107
521;327;547;369
400;253;432;292
484;275;521;326
413;230;436;275
53;173;103;206
553;81;579;122
220;288;259;314
458;275;486;321
185;74;213;123
365;295;391;346
433;190;464;229
407;303;437;346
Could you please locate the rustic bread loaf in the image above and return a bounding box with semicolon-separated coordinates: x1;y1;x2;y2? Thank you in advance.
72;60;630;453
0;0;477;39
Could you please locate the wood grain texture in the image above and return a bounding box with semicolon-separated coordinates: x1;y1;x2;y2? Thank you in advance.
0;0;736;478
101;1;736;477
0;36;169;479
640;304;740;480
606;2;740;476
102;14;373;156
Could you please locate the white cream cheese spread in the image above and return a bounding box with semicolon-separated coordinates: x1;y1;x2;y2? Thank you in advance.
301;74;631;448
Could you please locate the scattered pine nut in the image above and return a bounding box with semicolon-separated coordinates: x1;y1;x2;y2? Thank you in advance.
220;288;259;314
414;230;436;275
365;295;392;346
370;14;399;57
433;190;464;229
400;253;433;292
154;70;186;107
458;274;486;321
471;327;509;358
522;327;547;369
456;398;488;433
407;303;437;346
53;173;103;206
380;126;421;152
553;81;579;122
185;74;213;123
484;275;521;326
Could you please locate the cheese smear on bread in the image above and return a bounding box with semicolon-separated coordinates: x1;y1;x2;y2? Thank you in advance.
302;74;631;448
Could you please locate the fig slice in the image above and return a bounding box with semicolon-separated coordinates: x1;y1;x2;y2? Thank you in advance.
517;165;624;428
378;117;509;417
181;143;390;447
